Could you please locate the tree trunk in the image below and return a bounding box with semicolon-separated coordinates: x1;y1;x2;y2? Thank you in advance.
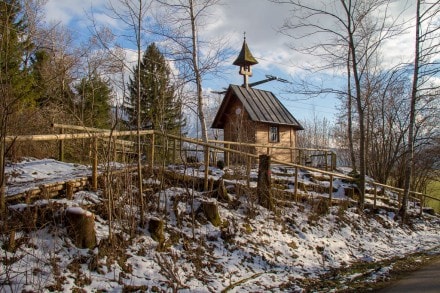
189;0;210;191
347;47;357;172
0;136;5;216
399;0;420;222
136;1;144;227
347;14;366;210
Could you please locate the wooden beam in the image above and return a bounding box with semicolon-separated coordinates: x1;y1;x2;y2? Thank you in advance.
5;130;154;142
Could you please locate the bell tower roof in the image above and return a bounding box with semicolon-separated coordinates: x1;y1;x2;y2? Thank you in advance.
233;37;258;67
233;35;258;88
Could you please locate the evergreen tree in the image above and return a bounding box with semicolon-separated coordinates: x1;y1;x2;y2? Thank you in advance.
75;73;112;129
30;46;76;111
30;49;53;106
0;0;35;110
126;43;183;134
1;0;35;212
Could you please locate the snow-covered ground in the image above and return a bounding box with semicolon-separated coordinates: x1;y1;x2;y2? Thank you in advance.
5;158;91;196
1;158;439;292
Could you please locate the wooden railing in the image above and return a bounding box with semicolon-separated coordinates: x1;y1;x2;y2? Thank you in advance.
4;124;439;214
370;182;439;215
207;139;337;171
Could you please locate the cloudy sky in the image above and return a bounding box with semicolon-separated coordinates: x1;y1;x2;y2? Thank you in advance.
43;0;419;123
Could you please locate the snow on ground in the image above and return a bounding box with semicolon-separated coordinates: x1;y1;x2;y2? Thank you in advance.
5;158;91;196
1;159;440;292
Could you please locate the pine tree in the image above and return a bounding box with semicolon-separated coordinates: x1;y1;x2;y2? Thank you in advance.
75;73;112;129
0;0;35;110
1;0;35;213
30;46;76;112
126;43;183;134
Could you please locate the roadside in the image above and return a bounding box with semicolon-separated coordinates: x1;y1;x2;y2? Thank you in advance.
298;247;440;292
341;251;440;292
377;254;440;293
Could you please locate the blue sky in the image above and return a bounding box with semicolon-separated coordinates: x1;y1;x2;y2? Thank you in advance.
44;0;417;124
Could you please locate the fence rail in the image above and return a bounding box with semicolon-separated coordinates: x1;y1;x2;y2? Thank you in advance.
3;125;439;213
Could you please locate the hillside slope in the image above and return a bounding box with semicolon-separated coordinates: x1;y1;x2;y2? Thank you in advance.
1;159;439;292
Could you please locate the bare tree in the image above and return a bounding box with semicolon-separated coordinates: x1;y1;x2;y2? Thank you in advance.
274;0;405;209
399;0;440;221
155;0;229;190
297;114;332;149
90;0;155;227
364;69;409;184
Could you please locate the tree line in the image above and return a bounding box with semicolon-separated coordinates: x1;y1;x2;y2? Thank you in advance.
0;0;227;215
281;0;439;220
1;0;439;222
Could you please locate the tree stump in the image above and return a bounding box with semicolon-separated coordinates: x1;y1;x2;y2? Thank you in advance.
257;155;273;210
65;207;96;249
200;200;222;227
148;217;165;243
215;179;230;203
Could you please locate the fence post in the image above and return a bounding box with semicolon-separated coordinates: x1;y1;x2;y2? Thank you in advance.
290;147;294;163
294;166;298;202
150;133;155;167
329;174;333;205
172;138;176;164
226;143;230;167
246;155;251;188
332;152;337;170
92;137;98;192
373;184;377;209
419;195;424;216
257;154;273;210
59;127;64;162
203;145;210;191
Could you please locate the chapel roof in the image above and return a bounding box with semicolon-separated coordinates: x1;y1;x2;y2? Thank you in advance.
211;84;303;130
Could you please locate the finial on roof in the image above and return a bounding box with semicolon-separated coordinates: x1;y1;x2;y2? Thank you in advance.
233;33;258;88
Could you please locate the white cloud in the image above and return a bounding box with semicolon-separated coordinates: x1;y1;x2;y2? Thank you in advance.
44;0;419;77
43;0;428;123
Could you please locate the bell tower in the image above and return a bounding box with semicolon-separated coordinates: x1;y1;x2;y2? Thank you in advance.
233;34;258;89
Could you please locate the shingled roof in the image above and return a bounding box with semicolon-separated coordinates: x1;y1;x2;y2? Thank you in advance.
211;84;303;130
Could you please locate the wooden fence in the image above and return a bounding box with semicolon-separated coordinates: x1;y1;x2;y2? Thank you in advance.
207;139;337;171
4;124;439;214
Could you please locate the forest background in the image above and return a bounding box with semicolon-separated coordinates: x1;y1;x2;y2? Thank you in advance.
0;0;439;213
